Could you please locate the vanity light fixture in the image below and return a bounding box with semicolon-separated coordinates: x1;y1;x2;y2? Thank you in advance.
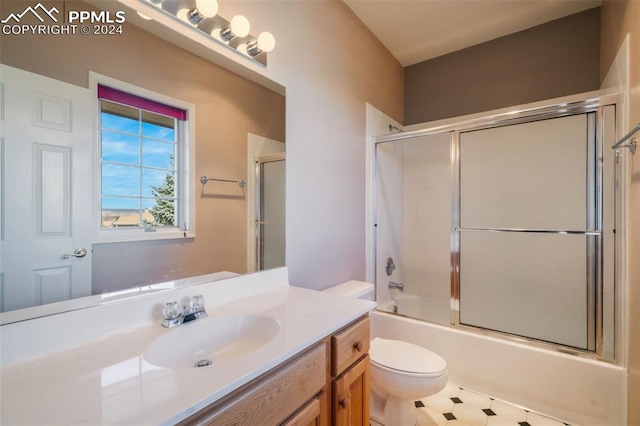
247;32;275;57
144;0;275;66
221;15;250;41
186;0;218;25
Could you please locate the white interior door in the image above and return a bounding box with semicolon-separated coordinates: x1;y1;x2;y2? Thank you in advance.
0;65;93;312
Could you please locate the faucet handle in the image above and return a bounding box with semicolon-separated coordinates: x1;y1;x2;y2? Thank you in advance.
191;295;205;312
162;301;180;320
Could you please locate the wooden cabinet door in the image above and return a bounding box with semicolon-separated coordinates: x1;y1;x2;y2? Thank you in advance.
332;355;370;426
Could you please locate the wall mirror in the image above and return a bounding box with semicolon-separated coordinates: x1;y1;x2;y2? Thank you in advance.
0;0;286;323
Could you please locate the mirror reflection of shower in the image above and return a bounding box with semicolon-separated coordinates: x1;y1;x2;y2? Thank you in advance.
246;134;285;273
255;153;286;271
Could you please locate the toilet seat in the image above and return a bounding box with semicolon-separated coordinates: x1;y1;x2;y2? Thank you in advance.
370;337;447;378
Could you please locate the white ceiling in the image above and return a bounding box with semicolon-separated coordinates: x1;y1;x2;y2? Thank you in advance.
343;0;602;66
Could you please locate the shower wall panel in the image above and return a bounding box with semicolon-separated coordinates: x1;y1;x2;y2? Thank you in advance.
402;134;451;311
376;134;453;323
375;142;405;303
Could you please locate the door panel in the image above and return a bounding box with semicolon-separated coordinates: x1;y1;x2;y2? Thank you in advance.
333;355;369;426
460;114;588;230
0;65;93;311
36;267;71;305
458;113;597;350
459;231;589;348
35;144;70;236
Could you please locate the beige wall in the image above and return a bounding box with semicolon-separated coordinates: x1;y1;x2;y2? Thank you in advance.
405;7;601;124
215;1;404;289
601;1;640;423
0;1;285;293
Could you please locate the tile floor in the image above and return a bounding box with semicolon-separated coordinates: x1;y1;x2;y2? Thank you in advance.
371;383;570;426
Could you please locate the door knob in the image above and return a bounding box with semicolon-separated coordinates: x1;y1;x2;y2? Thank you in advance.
62;248;88;259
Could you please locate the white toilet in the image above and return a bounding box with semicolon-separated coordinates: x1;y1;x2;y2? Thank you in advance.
369;337;447;425
322;281;448;426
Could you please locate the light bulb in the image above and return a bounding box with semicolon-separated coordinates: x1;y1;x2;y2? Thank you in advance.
247;31;275;56
186;0;217;24
221;15;250;41
230;15;250;37
195;0;218;18
257;32;275;53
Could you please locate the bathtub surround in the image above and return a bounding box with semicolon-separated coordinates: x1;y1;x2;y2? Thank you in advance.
370;310;624;426
370;89;624;424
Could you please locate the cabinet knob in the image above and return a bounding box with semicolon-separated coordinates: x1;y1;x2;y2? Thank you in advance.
353;341;363;352
339;397;349;409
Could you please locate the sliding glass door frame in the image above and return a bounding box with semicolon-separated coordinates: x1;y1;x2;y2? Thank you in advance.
373;92;624;362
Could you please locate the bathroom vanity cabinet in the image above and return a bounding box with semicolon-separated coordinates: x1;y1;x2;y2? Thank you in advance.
331;316;370;425
179;315;370;426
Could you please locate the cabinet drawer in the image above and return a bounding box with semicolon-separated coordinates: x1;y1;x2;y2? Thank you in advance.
281;396;321;426
331;316;370;377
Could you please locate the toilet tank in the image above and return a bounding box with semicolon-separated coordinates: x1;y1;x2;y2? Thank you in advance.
322;280;374;300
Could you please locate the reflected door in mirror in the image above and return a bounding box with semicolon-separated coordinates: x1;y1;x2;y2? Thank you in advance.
0;65;93;312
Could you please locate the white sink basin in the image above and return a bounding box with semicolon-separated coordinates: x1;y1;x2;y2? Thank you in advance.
143;314;281;369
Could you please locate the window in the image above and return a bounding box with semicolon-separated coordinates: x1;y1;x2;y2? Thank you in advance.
96;83;193;242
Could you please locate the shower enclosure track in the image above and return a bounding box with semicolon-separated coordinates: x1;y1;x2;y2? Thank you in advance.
455;227;601;235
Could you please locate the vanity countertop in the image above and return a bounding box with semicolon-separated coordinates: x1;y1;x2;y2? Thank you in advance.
0;286;375;425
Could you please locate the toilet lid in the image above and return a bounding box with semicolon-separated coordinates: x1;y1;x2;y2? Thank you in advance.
370;337;447;376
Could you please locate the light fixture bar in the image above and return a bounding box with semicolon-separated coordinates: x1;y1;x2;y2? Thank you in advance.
144;0;273;66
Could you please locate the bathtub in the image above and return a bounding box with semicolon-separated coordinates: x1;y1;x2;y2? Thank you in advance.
381;293;450;324
370;308;626;426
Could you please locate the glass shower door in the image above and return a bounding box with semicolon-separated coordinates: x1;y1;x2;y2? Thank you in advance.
255;154;286;271
457;113;598;350
375;133;453;324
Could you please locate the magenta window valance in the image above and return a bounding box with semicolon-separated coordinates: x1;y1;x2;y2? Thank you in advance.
98;85;187;121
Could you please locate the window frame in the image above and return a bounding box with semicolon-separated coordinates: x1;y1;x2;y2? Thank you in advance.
90;72;196;244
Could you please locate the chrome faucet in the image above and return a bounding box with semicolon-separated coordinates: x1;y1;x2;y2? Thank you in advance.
162;295;208;328
388;281;404;291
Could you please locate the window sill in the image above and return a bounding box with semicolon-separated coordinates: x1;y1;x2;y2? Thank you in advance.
94;229;195;244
